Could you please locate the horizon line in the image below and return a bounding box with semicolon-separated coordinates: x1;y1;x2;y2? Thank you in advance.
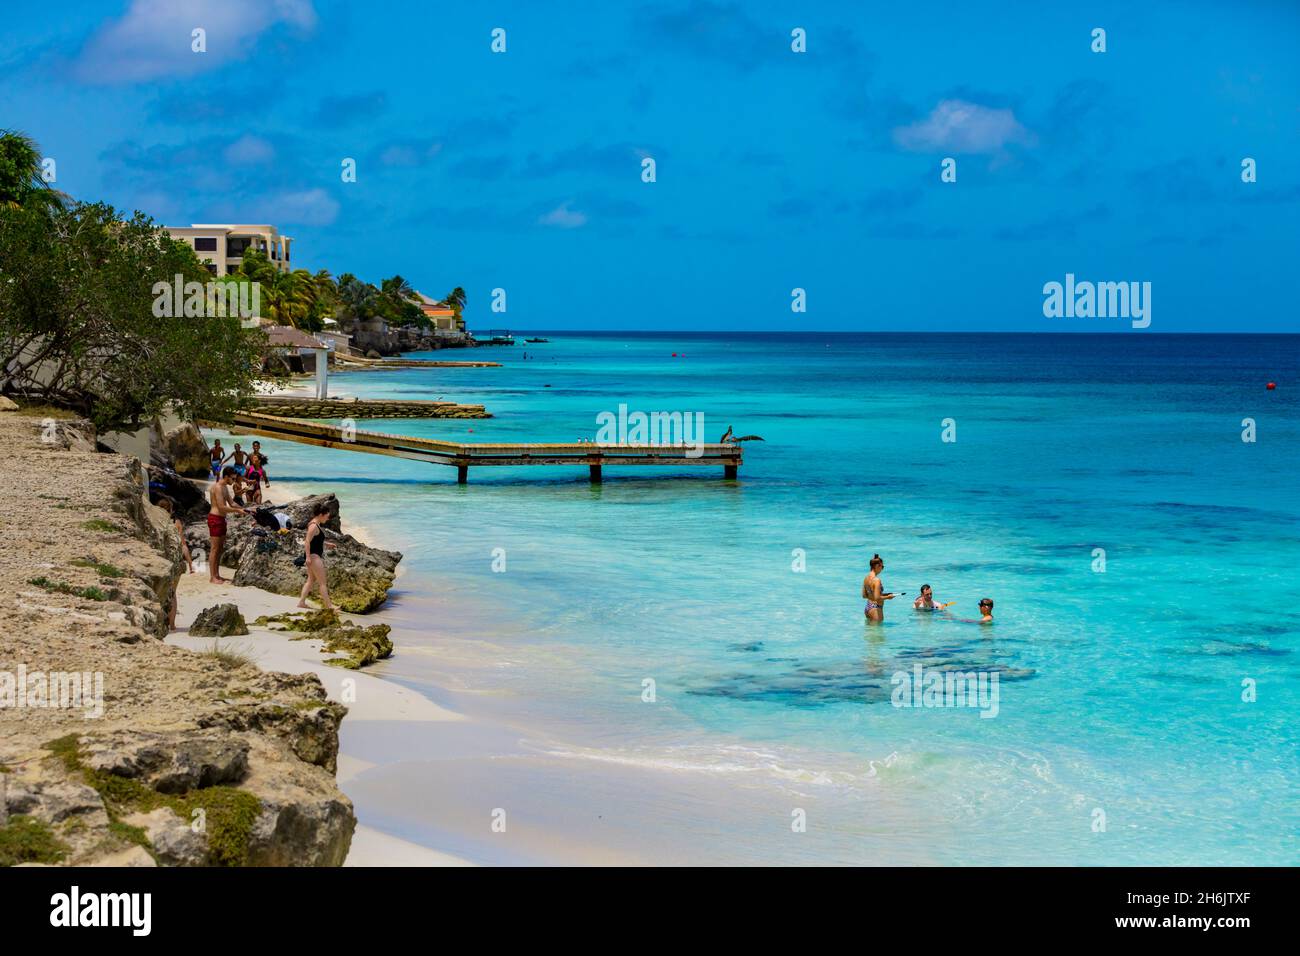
471;329;1300;336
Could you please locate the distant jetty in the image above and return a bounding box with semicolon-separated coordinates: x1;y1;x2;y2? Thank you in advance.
246;395;490;419
332;354;500;369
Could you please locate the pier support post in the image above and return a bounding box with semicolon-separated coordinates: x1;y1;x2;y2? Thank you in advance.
724;464;738;479
589;464;602;483
313;348;329;399
457;464;468;485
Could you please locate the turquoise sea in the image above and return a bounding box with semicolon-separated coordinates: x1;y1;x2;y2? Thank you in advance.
235;333;1300;865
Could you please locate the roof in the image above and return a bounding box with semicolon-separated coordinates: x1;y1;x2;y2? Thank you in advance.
163;224;292;240
415;291;454;311
264;326;326;349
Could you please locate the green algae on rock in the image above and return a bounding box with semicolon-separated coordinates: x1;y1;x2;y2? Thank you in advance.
253;609;394;669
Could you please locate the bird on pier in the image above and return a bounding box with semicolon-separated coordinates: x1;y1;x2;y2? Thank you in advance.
719;425;764;443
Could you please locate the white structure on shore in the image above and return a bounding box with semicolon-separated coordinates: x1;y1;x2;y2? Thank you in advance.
163;224;293;276
264;324;330;399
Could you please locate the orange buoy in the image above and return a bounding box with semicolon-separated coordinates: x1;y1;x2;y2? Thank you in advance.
1267;382;1277;390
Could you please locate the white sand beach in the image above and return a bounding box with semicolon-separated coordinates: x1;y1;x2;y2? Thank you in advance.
168;472;472;866
169;569;475;866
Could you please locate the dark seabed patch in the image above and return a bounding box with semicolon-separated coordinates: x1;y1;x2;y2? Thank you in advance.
688;647;1036;707
1147;501;1269;518
1028;543;1113;554
1119;468;1195;478
1141;671;1223;687
930;561;1066;576
1175;641;1290;658
1191;621;1300;639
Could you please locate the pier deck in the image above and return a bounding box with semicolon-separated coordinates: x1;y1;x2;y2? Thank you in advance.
216;411;742;483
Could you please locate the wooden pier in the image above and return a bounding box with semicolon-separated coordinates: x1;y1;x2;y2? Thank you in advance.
217;411;742;483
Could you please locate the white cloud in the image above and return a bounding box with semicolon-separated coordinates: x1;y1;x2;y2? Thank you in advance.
257;188;339;226
893;99;1034;154
222;134;275;165
538;201;587;229
74;0;316;85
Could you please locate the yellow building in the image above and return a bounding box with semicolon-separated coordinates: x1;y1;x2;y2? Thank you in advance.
416;292;463;332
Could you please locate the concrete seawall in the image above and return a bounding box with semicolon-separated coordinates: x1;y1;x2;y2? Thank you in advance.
248;396;490;419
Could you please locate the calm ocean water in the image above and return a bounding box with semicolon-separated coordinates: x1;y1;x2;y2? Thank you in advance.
238;333;1300;864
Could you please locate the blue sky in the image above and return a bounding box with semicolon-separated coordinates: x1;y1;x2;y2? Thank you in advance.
1;0;1297;331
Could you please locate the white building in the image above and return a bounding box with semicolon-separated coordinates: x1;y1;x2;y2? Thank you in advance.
163;224;294;276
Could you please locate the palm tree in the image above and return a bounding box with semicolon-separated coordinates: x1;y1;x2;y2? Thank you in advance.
381;275;415;301
248;270;312;328
313;268;336;300
443;286;467;328
336;275;379;333
230;249;278;284
0;130;69;211
307;269;339;329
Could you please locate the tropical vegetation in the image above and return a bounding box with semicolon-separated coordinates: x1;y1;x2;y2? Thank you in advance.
0;130;268;432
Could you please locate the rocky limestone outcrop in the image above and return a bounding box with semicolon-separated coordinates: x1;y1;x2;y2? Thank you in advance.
0;414;355;867
159;422;210;478
183;494;401;614
254;609;394;669
343;323;475;357
189;603;250;637
146;465;209;521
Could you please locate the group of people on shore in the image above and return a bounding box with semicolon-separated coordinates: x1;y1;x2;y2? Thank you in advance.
862;554;994;624
208;439;269;505
205;444;335;610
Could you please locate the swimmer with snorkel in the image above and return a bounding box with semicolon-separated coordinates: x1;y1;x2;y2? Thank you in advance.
948;598;995;624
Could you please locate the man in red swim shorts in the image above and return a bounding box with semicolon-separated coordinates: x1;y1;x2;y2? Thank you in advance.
207;466;251;584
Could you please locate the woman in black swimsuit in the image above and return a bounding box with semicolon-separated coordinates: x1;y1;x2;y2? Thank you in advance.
298;502;335;610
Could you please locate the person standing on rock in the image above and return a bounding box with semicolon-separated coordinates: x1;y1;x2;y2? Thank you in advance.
244;455;265;505
223;442;249;476
157;498;193;575
298;502;336;610
251;441;270;485
208;467;252;584
157;497;191;630
209;440;225;480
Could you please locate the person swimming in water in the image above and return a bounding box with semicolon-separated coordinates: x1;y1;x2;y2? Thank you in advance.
978;598;994;624
913;584;955;611
862;554;898;622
